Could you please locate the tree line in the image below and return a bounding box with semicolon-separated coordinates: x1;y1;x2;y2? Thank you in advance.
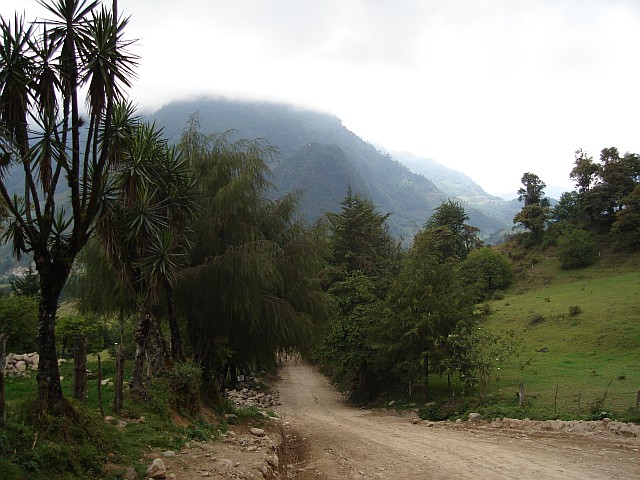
513;147;640;267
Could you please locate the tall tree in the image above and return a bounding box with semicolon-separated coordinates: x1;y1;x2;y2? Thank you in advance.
175;119;329;390
0;0;137;411
324;188;397;284
96;120;198;389
425;200;481;260
513;172;550;243
382;223;475;399
319;189;399;399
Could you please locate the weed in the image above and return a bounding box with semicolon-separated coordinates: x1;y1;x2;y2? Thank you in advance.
568;305;582;317
528;312;545;325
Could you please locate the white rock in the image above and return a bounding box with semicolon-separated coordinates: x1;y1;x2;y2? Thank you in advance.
146;458;167;479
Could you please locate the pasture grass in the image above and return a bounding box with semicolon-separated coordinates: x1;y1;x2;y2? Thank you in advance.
484;245;640;421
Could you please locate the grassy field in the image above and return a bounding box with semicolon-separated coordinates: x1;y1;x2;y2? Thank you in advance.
483;243;640;420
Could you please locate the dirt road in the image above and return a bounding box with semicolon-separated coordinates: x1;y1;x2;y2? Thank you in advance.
276;361;640;479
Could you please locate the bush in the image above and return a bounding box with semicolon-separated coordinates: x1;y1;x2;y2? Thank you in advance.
528;313;545;325
0;295;39;352
568;305;582;317
557;229;597;269
159;361;203;416
461;247;513;300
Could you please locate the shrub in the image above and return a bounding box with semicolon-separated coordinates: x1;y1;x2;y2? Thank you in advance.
159;361;203;416
528;313;545;325
568;305;582;317
0;295;39;352
461;247;513;300
557;229;597;269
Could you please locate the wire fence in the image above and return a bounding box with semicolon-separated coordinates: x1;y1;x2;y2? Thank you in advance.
492;379;640;419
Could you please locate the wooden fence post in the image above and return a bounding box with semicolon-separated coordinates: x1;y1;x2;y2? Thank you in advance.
97;354;105;418
114;343;124;412
73;335;88;402
518;383;525;407
0;333;7;430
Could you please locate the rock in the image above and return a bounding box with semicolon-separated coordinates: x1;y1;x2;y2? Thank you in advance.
201;472;210;477
15;361;27;373
146;458;167;479
469;413;482;422
100;378;111;386
224;413;239;424
162;450;176;458
412;418;421;424
250;427;266;437
124;466;137;480
104;416;115;423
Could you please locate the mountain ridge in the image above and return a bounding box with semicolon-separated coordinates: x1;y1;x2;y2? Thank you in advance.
149;98;510;242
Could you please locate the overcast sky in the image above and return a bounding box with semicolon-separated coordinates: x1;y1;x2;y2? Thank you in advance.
5;0;640;198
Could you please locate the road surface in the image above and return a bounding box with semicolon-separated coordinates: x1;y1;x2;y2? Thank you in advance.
275;361;640;479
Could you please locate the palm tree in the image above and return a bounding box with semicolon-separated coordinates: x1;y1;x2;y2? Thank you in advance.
0;0;138;412
96;120;198;390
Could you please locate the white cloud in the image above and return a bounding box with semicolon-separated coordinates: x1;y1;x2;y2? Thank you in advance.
4;0;640;197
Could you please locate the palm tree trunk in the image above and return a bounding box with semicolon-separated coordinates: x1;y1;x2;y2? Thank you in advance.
148;316;170;376
132;307;153;390
36;266;69;412
164;279;183;361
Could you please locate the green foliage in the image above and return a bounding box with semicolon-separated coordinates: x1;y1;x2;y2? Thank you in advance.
8;264;39;296
55;314;102;355
0;294;38;352
176;119;330;384
317;189;400;400
325;188;398;284
513;173;550;243
158;360;203;416
461;247;513;300
0;0;141;409
426;200;482;259
611;184;640;247
179;420;222;442
557;229;597;269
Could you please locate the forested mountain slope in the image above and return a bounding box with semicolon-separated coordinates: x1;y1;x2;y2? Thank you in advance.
150;98;507;240
393;151;520;231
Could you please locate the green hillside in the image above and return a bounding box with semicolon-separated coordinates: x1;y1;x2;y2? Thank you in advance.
483;244;640;420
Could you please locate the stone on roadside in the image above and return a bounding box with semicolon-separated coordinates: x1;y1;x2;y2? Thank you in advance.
146;458;167;479
468;412;482;422
250;427;266;437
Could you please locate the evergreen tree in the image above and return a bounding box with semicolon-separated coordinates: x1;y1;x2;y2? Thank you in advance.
318;189;399;400
382;224;475;399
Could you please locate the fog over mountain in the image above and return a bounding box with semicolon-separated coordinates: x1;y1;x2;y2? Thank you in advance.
150;98;512;242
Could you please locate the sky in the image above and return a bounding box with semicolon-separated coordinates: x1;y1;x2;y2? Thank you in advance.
5;0;640;198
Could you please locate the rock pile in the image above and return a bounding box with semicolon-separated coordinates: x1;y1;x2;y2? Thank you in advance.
3;352;39;377
3;352;68;377
226;387;280;408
